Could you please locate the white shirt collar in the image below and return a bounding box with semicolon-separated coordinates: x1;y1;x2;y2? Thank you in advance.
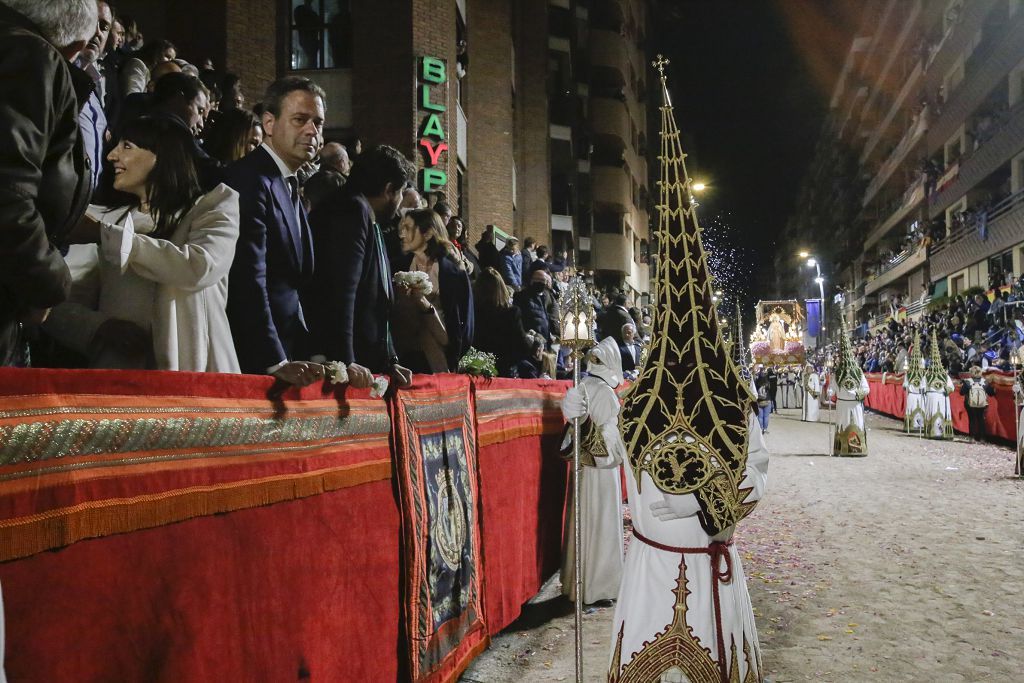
261;142;297;180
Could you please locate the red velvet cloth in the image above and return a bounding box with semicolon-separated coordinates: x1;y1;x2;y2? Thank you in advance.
0;369;570;681
864;371;1018;441
0;479;401;683
472;377;569;635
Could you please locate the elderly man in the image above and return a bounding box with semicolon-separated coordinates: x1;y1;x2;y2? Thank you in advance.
0;0;97;365
619;322;643;374
303;141;350;212
514;268;560;348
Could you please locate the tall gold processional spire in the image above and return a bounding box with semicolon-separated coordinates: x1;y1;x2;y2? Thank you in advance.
620;56;756;536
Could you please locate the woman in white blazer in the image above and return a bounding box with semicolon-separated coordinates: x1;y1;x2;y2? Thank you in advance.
62;116;241;373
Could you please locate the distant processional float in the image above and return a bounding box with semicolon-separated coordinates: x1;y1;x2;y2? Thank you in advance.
748;299;805;365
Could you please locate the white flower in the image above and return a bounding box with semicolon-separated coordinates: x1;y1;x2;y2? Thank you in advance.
394;270;434;296
325;361;349;385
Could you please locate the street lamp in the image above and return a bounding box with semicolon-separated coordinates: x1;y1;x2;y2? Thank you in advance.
693;181;707;192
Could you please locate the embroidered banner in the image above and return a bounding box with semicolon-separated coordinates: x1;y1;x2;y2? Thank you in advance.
392;374;487;682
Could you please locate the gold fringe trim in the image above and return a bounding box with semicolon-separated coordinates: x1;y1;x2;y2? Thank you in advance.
0;459;392;562
477;417;564;447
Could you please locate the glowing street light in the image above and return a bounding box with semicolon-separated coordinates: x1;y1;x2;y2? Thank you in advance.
693;181;707;192
806;258;817;268
798;250;809;259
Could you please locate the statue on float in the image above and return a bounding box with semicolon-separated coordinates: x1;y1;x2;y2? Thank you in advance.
923;329;954;439
827;316;869;456
605;55;768;683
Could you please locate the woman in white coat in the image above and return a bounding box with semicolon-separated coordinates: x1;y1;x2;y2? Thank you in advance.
66;116;240;373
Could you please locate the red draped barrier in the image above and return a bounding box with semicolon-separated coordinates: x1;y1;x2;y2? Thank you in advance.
0;368;570;682
864;371;1019;442
472;377;570;635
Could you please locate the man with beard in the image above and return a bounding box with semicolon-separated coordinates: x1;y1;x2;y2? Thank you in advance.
303;144;415;387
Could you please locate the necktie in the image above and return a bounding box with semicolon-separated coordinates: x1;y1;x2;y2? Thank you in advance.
286;176;302;222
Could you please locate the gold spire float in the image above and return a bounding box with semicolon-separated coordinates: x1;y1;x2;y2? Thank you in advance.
619;55;755;537
832;314;863;394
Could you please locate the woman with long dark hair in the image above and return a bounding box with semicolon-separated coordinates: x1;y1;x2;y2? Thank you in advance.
51;116;240;372
393;208;474;373
203;108;263;164
473;267;531;376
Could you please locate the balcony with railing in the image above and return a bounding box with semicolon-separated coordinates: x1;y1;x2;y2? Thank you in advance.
864;176;927;250
590;27;627;70
591;166;631;212
925;0;998;95
926;7;1024;152
927;98;1024;218
862;109;928;208
590;97;630;145
863;243;929;295
930;188;1024;279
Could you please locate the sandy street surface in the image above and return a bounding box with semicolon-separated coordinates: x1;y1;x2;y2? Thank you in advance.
461;408;1024;682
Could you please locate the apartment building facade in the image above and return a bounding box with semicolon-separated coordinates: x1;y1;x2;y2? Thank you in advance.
780;0;1024;334
115;0;652;298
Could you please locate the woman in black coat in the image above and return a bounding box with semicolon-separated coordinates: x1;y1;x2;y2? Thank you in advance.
472;267;531;376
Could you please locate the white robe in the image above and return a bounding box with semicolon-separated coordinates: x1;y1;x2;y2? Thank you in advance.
609;413;769;682
828;373;869;455
561;376;625;604
903;375;926;432
802;372;820;422
924;375;955;439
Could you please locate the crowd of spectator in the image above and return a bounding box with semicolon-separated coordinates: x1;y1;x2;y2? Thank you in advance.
809;280;1024;377
0;0;653;388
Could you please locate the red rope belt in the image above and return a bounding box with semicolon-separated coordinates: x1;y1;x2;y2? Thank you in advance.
631;529;735;683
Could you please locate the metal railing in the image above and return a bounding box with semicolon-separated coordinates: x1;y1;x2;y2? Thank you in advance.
929;187;1024;255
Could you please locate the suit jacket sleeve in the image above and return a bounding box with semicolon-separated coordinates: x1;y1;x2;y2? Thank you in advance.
0;38;72;310
315;196;371;364
226;170;287;368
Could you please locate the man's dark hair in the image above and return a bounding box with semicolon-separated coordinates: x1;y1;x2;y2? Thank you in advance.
112;116;203;239
152;72;205;107
536;245;549;259
614;293;627;307
136;39;176;69
524;236;536;248
262;76;326;118
346;145;415;198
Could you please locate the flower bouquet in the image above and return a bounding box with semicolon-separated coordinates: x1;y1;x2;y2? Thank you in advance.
457;347;498;378
393;271;434;296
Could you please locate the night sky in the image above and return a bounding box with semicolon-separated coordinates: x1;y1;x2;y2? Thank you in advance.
653;0;860;289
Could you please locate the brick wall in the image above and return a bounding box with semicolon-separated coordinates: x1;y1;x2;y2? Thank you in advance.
412;0;458;208
512;0;552;245
465;0;515;241
224;0;277;103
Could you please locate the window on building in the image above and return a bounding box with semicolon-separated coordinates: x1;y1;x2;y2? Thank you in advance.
456;6;468;106
594;212;624;234
288;0;352;70
1012;150;1024;194
951;273;965;295
988;250;1013;284
944;127;964;166
945;196;967;233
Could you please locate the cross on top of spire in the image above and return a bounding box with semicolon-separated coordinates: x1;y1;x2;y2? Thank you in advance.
652;54;670;79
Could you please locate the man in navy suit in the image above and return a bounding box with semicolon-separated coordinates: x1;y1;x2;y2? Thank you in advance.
225;76;371;387
304;145;414;385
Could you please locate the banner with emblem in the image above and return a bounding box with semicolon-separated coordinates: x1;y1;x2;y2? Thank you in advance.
391;374;487;682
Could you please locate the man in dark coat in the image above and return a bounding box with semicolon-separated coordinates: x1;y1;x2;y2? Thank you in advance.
599;294;634;345
303;144;414;385
0;1;96;365
225;76;343;387
514;269;560;347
